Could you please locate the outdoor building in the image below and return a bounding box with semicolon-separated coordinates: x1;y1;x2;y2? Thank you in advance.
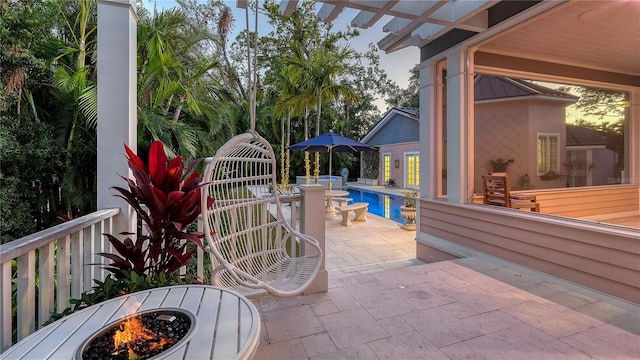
361;75;619;193
304;0;640;303
361;107;420;189
565;124;618;187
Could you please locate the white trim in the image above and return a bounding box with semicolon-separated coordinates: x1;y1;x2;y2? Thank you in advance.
382;152;391;183
473;64;637;93
566;145;606;150
475;94;577;105
377;141;419;147
536;132;560;175
404;151;420;189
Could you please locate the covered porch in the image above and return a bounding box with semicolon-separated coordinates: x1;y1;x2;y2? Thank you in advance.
412;0;640;305
300;0;640;305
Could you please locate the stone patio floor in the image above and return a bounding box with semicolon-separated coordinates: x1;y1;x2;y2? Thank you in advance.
252;210;640;359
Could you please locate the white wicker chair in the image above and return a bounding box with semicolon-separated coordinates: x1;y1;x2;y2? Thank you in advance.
201;131;322;297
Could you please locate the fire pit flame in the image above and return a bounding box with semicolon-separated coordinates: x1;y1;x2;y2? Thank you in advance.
112;314;175;357
75;308;195;360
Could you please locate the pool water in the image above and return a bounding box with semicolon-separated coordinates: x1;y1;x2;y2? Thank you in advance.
346;188;405;224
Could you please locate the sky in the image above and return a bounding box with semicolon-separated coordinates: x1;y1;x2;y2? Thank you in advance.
149;0;420;109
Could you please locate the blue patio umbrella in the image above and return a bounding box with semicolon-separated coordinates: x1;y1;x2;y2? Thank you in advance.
289;131;377;191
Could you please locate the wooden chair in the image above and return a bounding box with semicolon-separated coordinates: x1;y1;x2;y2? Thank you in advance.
201;130;322;297
482;174;539;212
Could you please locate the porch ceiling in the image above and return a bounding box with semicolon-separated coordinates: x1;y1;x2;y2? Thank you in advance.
279;0;640;78
476;1;640;77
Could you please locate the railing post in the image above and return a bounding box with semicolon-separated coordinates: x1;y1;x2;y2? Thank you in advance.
299;185;328;294
1;262;11;351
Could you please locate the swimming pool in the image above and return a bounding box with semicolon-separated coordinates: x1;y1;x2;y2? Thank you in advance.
346;188;405;224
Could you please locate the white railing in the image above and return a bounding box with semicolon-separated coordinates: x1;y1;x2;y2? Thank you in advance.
0;190;320;352
0;208;119;351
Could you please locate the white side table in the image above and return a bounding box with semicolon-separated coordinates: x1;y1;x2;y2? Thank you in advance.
2;285;261;360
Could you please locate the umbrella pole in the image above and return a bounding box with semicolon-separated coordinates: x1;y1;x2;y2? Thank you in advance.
329;150;332;192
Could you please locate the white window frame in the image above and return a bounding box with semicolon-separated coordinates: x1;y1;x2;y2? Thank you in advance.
537;133;560;175
404;152;420;189
382;153;391;182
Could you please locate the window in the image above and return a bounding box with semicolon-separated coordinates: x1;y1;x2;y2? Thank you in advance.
406;153;419;188
383;153;391;182
537;134;559;175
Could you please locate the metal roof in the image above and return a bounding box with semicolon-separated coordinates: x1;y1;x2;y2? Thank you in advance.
566;124;609;147
474;75;578;102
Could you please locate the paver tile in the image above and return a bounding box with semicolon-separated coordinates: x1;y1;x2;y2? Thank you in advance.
254;338;308;360
444;323;595;360
401;307;520;348
300;332;337;358
502;301;602;338
262;304;324;343
547;290;598;309
310;300;340;316
376;314;414;336
481;267;543;288
561;323;640;359
319;308;389;349
310;343;378;360
576;301;640;335
367;330;450;359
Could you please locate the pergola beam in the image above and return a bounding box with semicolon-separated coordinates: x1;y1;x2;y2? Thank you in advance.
317;3;342;22
279;0;298;16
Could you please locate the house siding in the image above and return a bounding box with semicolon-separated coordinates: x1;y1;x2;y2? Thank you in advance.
474;98;569;192
377;143;420;187
417;198;640;304
365;114;419;146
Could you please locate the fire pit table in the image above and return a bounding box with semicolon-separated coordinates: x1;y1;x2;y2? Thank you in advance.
2;285;261;360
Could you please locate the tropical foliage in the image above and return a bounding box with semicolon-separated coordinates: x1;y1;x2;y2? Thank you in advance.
1;0;411;243
48;140;214;323
101;140;214;279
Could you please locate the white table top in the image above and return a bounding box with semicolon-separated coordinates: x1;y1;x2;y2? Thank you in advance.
2;285;261;360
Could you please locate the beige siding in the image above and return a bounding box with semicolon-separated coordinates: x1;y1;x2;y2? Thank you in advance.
418;198;640;303
474;98;570;192
533;185;639;216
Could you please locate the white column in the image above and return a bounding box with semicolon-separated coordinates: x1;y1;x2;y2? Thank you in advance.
419;62;438;200
97;0;137;234
627;88;639;186
445;49;474;204
299;185;328;294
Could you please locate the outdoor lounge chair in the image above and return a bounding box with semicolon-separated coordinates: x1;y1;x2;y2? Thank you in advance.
482;173;540;212
201;130;323;297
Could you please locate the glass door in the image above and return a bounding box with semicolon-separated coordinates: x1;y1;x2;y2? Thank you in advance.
405;153;419;189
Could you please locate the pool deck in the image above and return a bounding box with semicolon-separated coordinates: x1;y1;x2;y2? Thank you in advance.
345;182;407;198
256;193;640;359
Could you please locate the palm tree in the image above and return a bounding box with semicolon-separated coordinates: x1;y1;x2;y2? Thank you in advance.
304;45;358;182
267;63;307;188
136;7;227;162
50;0;98;215
281;45;317;183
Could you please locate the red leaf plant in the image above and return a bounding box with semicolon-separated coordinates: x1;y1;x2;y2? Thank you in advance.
100;141;215;279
